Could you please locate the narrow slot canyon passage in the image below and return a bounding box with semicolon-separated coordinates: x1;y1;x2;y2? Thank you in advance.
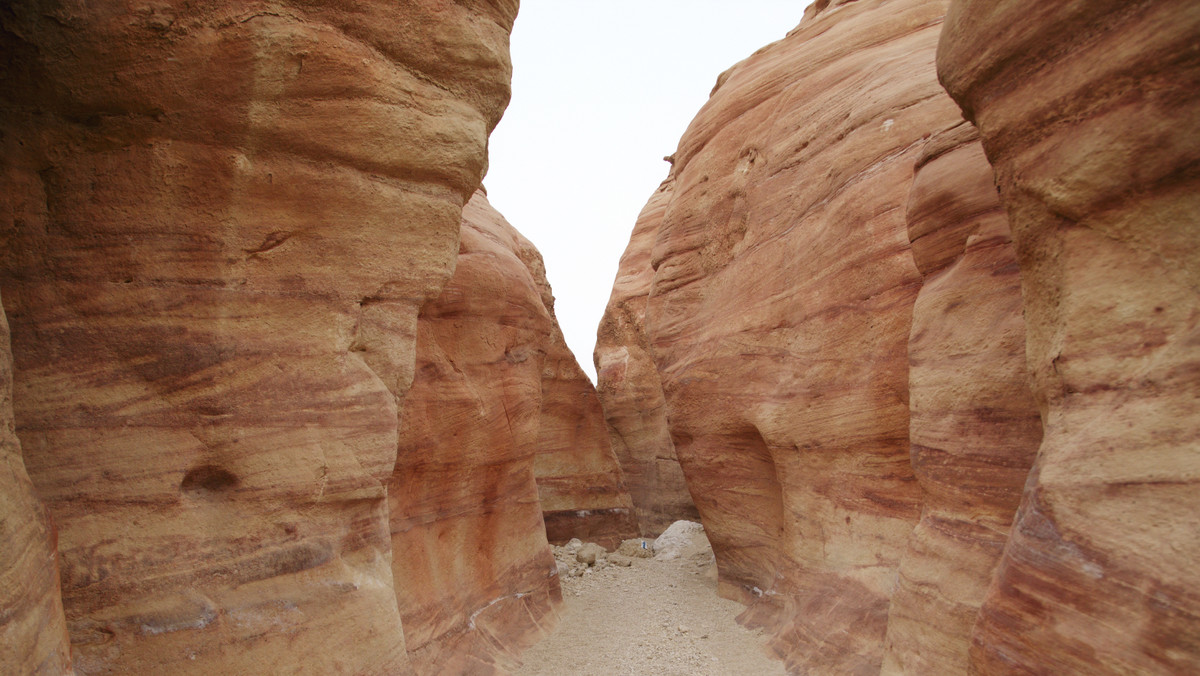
1;1;1197;674
515;525;786;676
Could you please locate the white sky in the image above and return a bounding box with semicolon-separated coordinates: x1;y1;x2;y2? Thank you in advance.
485;2;807;382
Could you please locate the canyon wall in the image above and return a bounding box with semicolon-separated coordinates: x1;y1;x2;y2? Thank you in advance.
391;189;635;670
939;0;1200;672
596;0;1200;672
0;297;73;675
595;177;700;537
535;319;638;550
390;192;561;674
0;2;519;673
637;0;964;670
880;122;1041;674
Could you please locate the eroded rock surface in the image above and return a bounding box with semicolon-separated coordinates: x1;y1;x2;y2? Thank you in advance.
940;1;1200;672
595;178;699;537
536;319;638;550
0;297;72;675
0;2;516;673
880;123;1041;674
639;1;964;671
605;0;1200;671
390;192;561;675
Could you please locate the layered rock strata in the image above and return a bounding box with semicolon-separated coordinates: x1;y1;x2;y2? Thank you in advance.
0;297;73;675
390;192;561;675
0;2;516;673
599;0;1200;671
939;1;1200;672
638;0;965;671
880;123;1041;674
535;312;638;550
595;177;700;537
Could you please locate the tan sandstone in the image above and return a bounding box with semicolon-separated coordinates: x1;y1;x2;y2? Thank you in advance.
535;315;638;551
881;123;1042;674
939;0;1200;671
595;177;700;537
0;2;516;673
639;1;965;671
389;191;562;675
0;297;72;675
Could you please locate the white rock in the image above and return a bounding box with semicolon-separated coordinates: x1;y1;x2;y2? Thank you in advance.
653;520;705;560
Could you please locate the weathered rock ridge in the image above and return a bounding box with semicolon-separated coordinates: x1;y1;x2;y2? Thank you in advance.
597;0;1200;672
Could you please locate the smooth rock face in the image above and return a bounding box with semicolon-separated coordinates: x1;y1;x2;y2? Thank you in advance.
640;1;963;670
0;2;516;673
880;123;1042;674
390;192;561;675
595;178;700;536
0;297;72;675
940;1;1200;672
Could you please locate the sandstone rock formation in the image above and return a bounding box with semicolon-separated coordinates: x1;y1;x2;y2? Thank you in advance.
391;189;638;671
0;2;517;673
939;1;1200;672
535;306;639;551
390;192;561;674
638;1;965;670
0;297;73;675
596;0;1200;671
880;123;1041;674
595;178;700;537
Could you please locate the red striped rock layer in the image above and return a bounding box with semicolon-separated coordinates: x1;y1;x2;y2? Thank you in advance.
880;123;1041;674
939;0;1200;672
535;319;638;551
0;2;516;673
640;0;964;671
595;177;700;537
0;297;72;675
390;193;561;675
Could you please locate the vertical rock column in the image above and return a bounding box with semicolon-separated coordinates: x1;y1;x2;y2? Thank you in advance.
940;0;1200;672
880;123;1041;674
595;177;700;537
0;296;72;675
0;2;515;673
389;192;561;675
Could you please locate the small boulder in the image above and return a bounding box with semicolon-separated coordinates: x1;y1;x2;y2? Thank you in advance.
608;554;633;567
563;538;584;554
653;520;705;561
616;538;654;559
575;542;606;565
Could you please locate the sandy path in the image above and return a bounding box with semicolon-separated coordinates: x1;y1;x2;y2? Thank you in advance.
514;530;786;676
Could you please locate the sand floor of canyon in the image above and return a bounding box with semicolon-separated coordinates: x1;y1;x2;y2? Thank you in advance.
514;529;786;676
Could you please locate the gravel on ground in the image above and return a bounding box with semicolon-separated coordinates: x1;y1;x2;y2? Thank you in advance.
513;523;786;676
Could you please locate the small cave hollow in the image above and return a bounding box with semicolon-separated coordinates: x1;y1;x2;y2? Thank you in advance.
181;464;240;496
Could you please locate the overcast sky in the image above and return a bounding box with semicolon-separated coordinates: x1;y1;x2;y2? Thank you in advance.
485;2;807;382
